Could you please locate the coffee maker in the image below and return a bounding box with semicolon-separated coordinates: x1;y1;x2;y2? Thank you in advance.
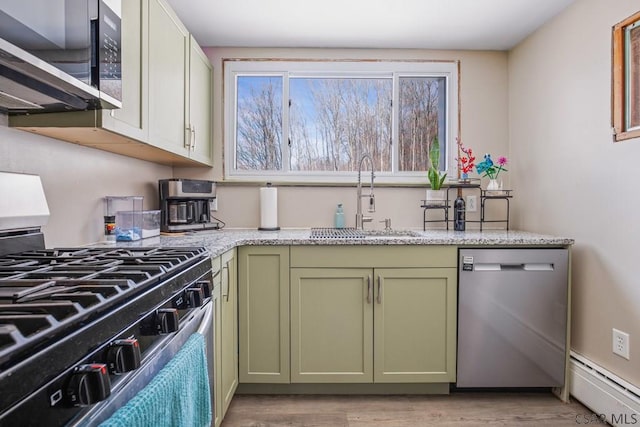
159;179;220;232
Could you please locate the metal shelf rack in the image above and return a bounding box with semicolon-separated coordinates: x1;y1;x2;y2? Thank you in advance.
479;189;513;231
421;183;513;231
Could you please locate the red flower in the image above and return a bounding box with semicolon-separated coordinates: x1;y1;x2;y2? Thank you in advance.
456;139;476;174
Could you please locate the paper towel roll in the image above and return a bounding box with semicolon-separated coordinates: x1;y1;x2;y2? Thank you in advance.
259;185;280;230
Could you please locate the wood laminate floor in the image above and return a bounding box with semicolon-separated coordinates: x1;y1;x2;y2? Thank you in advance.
221;392;597;427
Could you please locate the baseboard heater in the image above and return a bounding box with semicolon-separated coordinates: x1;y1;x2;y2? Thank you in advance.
570;351;640;426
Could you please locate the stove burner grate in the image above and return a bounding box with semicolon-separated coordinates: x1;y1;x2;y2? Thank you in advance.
0;246;208;367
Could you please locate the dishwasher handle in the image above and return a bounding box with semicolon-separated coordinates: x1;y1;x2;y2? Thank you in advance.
472;263;554;271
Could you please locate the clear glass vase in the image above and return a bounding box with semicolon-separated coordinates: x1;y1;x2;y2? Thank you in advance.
487;179;500;191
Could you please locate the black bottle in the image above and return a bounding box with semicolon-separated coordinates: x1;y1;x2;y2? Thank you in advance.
454;195;466;231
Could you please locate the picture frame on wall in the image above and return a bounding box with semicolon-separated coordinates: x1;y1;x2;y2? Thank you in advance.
612;10;640;142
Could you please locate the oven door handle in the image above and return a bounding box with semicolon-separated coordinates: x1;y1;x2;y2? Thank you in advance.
196;301;214;335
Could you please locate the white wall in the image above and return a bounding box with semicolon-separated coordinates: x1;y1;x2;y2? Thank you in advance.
175;47;510;229
509;0;640;386
0;115;172;247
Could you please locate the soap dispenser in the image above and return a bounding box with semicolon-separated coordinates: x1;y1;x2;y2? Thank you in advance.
334;203;345;229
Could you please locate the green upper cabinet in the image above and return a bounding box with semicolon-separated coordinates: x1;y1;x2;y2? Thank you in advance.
238;246;290;384
148;0;212;166
103;0;146;141
147;0;189;157
187;35;213;165
10;0;212;167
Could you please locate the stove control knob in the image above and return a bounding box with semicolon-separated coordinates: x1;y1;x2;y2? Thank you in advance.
140;308;179;335
186;287;204;307
66;364;111;406
196;280;212;299
156;308;179;334
107;339;141;374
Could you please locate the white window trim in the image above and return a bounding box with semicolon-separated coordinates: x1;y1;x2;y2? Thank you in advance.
224;59;459;184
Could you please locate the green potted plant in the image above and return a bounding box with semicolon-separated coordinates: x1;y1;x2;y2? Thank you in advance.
426;135;447;204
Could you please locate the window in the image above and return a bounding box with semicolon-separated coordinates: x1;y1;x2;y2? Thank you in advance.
289;77;392;172
236;76;283;170
613;10;640;142
225;60;459;183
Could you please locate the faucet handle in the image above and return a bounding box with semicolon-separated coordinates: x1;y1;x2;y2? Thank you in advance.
379;218;391;231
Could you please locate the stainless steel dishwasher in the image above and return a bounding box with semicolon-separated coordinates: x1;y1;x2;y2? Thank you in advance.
457;248;569;388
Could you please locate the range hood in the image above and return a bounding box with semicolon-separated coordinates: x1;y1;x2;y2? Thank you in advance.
0;37;120;114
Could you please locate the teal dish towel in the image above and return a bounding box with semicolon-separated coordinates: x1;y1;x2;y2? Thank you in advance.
101;333;212;427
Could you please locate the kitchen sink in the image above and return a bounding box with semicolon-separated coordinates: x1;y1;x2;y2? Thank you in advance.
310;228;420;239
361;229;421;237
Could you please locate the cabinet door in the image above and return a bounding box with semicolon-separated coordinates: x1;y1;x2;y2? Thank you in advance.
220;249;238;416
187;36;213;165
290;268;373;383
147;0;189;156
211;257;223;427
103;0;146;141
374;268;457;383
238;246;290;383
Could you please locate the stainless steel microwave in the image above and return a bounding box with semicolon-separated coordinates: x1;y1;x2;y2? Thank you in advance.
0;0;122;113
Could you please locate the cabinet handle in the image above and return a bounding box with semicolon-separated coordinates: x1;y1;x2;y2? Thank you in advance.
223;265;229;302
185;125;192;149
191;125;196;150
367;275;372;304
377;275;382;304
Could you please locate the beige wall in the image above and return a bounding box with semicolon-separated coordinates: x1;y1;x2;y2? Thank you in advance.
0;47;508;244
509;0;640;386
0;115;172;247
175;47;509;229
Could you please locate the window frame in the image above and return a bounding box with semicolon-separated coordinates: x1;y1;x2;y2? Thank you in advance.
612;10;640;142
224;59;460;183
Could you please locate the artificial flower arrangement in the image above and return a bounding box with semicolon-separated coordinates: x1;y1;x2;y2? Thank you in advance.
475;154;508;179
456;138;475;181
476;153;508;190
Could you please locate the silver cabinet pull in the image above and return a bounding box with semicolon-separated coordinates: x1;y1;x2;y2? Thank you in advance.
223;265;229;302
377;275;382;304
185;125;192;148
367;275;372;304
191;125;196;150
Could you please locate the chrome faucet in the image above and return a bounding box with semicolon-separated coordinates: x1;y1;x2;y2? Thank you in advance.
356;154;375;230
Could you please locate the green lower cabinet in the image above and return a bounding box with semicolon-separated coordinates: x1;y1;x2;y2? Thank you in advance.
291;268;374;383
374;268;457;383
211;256;223;427
290;267;456;384
238;246;290;383
220;249;238;416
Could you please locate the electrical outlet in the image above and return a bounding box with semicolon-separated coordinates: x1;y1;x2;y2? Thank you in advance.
466;195;477;212
210;197;218;212
613;328;630;360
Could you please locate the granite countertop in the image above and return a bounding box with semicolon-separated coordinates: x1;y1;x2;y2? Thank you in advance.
105;228;574;258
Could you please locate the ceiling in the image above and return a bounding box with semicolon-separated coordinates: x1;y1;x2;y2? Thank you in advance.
165;0;575;51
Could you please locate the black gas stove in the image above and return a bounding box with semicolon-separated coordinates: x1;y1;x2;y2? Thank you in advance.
0;245;213;425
